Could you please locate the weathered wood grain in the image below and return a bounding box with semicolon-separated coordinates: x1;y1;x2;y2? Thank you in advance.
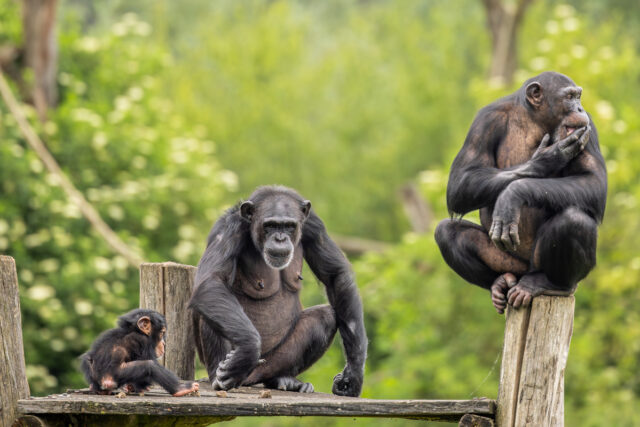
18;385;495;421
0;255;31;427
459;413;495;426
15;414;233;427
514;296;574;427
139;263;165;365
496;303;531;427
162;263;197;380
140;262;196;380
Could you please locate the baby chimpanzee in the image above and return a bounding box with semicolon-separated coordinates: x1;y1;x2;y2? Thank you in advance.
80;308;199;396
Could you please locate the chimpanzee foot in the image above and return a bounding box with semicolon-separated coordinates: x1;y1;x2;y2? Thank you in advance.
264;376;314;393
507;272;569;308
173;382;199;397
490;273;517;314
124;384;149;395
100;375;116;391
89;383;111;395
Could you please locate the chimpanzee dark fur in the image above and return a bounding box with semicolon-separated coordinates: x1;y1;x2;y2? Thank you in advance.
435;72;607;313
189;186;368;396
80;309;198;396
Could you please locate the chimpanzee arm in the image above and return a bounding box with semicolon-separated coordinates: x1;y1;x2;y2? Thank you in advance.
490;131;607;251
188;211;262;389
447;108;588;216
302;211;368;397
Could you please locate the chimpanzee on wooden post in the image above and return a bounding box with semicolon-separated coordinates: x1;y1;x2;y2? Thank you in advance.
189;186;368;396
435;72;607;314
80;309;199;396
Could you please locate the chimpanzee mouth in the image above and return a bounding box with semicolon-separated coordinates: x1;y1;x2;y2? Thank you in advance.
565;126;577;135
264;249;294;270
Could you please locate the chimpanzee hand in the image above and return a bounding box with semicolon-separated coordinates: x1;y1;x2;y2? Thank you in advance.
530;126;590;176
332;365;363;397
212;348;259;391
489;185;523;252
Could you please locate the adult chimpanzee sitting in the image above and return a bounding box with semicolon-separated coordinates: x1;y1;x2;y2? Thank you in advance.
435;71;607;314
189;186;367;396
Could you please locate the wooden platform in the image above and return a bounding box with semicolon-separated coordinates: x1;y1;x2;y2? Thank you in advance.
16;382;495;425
3;257;575;426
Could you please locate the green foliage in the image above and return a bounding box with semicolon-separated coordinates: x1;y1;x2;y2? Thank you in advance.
162;0;488;241
0;10;233;394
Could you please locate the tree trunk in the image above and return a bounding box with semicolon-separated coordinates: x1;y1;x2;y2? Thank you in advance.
21;0;58;121
481;0;535;85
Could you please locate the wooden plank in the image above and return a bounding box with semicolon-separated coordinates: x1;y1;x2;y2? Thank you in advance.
0;255;31;427
514;296;574;427
139;263;165;366
18;386;495;421
459;413;494;426
162;262;197;381
496;303;531;427
15;414;232;427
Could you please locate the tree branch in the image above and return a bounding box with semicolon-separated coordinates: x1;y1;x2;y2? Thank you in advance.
0;70;144;267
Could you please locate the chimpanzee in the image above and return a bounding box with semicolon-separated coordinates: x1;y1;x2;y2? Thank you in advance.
80;308;199;396
189;186;368;396
435;71;607;314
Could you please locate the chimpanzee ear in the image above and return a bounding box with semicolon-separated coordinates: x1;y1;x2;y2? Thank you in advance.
240;201;255;222
301;200;311;218
525;82;543;107
136;316;152;336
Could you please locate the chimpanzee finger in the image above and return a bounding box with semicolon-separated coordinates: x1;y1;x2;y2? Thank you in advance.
512;291;526;308
491;221;505;250
540;133;551;148
508;289;523;307
578;126;590;150
559;127;585;149
522;293;533;307
501;226;514;252
509;223;520;248
533;134;551;156
492;287;506;301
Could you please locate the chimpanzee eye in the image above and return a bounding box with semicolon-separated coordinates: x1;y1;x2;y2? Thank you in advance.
263;223;276;233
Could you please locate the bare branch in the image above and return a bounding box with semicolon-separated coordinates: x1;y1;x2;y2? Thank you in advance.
0;70;144;267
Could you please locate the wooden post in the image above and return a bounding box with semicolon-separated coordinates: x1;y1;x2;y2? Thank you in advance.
140;262;196;381
496;295;575;427
0;255;31;426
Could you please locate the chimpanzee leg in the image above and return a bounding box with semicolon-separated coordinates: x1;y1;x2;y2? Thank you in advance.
195;316;232;382
507;207;597;307
116;360;198;396
435;218;528;289
243;304;337;392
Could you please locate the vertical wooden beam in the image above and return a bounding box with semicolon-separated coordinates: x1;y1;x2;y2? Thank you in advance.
163;263;197;381
514;296;574;427
140;262;196;380
496;295;575;427
496;303;531;427
140;263;165;365
0;255;31;426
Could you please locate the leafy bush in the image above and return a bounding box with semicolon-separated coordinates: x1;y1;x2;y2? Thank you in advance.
1;10;234;394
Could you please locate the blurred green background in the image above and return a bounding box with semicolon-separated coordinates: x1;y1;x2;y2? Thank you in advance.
1;0;639;425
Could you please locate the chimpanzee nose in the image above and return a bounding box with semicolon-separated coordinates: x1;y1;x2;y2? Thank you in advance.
275;233;286;242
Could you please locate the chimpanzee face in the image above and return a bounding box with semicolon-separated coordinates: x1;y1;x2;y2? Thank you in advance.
524;72;590;139
240;194;311;270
